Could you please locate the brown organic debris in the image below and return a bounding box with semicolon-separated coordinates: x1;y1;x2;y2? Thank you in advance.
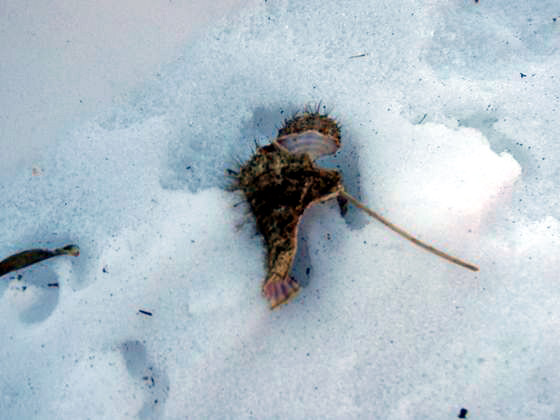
230;109;479;310
0;244;80;278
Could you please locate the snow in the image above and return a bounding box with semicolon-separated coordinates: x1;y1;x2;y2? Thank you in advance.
1;0;559;418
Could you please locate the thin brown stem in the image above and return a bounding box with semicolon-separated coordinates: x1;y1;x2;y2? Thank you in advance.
0;244;80;278
339;190;479;272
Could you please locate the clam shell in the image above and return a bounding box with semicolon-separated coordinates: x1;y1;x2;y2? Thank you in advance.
276;112;341;160
276;130;340;159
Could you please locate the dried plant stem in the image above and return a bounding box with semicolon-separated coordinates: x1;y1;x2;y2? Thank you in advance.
340;190;479;272
0;245;80;278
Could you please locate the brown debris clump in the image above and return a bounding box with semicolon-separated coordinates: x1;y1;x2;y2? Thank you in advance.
230;109;479;310
234;112;343;309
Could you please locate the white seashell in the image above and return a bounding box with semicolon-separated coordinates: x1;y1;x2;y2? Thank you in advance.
276;130;339;159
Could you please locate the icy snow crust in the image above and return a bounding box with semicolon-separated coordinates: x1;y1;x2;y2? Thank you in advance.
1;0;559;418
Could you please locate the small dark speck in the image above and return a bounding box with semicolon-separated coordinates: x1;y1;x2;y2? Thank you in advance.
17;274;23;280
102;266;108;273
22;286;27;291
520;73;527;78
47;283;59;288
186;166;191;170
305;267;311;276
474;0;478;3
190;239;196;244
154;399;158;404
138;310;153;316
458;407;468;418
553;17;557;22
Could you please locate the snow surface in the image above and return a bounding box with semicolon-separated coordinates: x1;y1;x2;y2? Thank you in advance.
1;0;559;418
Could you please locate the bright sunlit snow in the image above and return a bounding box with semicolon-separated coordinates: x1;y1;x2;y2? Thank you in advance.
1;0;559;418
